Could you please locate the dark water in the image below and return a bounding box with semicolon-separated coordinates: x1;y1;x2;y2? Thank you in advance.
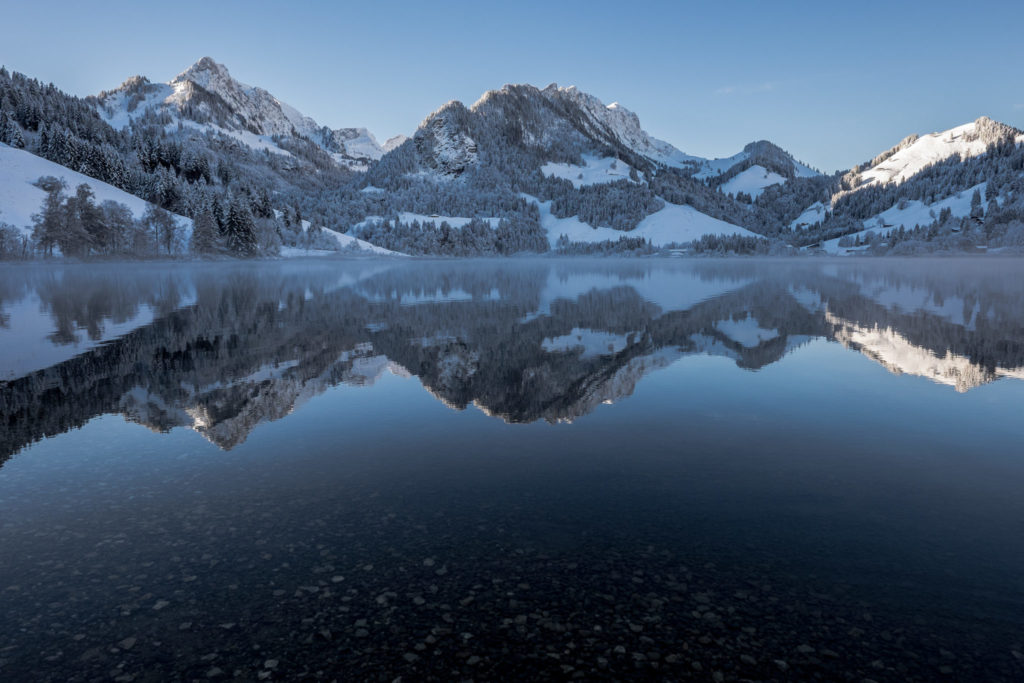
1;258;1023;681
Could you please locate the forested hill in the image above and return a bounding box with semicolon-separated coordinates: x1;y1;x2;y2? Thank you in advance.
2;59;1023;259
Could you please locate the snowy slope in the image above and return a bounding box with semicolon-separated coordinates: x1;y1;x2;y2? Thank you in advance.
720;165;787;198
0;143;191;237
693;150;749;180
524;195;758;248
542;328;631;358
352;213;502;231
382;135;409;153
694;144;818;181
524;268;752;321
318;225;402;256
857;117;1024;187
541;155;638;187
790;201;830;230
827;310;1024;392
714;315;780;348
542;85;703;169
271;211;402;256
820;183;985;253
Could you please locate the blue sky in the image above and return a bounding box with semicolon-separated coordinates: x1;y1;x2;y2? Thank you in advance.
3;0;1022;171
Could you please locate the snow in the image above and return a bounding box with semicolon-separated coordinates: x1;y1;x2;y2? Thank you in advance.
792;160;820;178
541;155;637;188
859;120;1024;186
543;86;703;169
714;315;780;347
322;226;400;255
171;119;292;157
869;183;983;230
98;83;175;130
542;328;631;358
0;293;157;381
688;333;741;361
353;213;501;231
0;143;191;237
382;135;409;153
693;150;750;180
358;287;484;305
523;195;757;248
301;218;401;256
828;312;1000;392
790;201;830;230
270;211;401;256
339;128;385;161
851;279;979;328
278;246;339;258
693;150;818;181
720;165;787;198
398;213;501;229
524;268;752;321
236;359;300;384
820;183;984;253
96;58;389;168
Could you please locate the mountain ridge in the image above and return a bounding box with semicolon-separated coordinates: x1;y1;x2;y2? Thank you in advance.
2;58;1023;258
94;57;405;171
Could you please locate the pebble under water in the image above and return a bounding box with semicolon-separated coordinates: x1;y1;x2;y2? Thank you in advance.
1;259;1023;681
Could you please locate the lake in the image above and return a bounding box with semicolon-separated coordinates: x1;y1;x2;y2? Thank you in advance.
1;258;1023;681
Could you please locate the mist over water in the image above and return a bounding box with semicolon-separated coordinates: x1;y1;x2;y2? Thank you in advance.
1;258;1023;681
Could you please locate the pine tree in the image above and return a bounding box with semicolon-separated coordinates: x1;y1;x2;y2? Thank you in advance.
225;198;258;256
970;188;984;219
190;209;219;254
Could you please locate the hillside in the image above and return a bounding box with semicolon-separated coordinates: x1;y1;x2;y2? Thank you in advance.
0;143;191;237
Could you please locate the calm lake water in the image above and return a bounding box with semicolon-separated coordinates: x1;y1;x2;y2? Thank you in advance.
1;258;1023;681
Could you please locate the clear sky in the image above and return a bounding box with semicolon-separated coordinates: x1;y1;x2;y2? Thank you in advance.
3;0;1022;172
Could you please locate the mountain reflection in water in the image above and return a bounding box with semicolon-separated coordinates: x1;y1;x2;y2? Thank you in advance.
2;259;1023;461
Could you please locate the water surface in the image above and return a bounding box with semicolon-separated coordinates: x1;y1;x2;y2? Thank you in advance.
1;258;1023;681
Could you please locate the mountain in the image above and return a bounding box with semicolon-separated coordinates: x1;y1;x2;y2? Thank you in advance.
539;84;703;169
93;57;396;171
695;140;820;200
755;116;1024;254
329;82;819;254
0;61;406;258
850;117;1024;188
3;57;1023;260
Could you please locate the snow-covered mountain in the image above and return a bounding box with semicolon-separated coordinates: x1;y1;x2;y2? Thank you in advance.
850;116;1024;188
93;57;396;171
540;84;703;169
5;56;1023;258
779;116;1024;254
396;82;708;180
695;140;819;181
351;82;807;251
